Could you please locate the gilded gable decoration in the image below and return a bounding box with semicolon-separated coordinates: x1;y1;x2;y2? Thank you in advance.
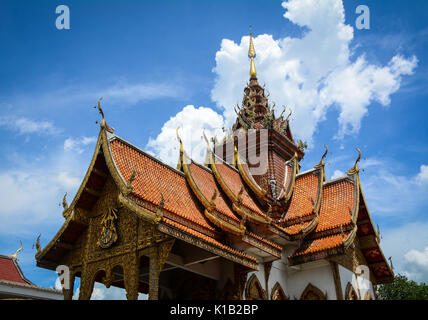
99;207;119;249
300;283;326;300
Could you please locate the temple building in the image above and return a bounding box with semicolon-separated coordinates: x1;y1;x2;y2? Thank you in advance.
0;246;62;300
35;31;393;300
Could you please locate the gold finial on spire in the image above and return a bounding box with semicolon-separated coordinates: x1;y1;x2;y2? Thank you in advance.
248;26;257;78
12;240;22;260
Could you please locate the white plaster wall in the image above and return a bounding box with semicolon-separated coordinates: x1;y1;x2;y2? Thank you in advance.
281;260;337;300
245;245;338;300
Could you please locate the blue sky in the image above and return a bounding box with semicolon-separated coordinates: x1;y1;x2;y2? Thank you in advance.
0;0;427;299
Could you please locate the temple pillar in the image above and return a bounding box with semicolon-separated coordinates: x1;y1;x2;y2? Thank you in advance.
148;238;175;300
62;271;75;300
148;245;159;300
124;254;140;300
78;269;95;300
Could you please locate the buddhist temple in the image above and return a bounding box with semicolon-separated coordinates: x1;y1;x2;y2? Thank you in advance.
1;245;62;300
35;31;393;300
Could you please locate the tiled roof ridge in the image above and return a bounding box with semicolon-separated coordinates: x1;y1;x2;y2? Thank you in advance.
128;194;219;237
107;133;185;178
191;159;213;174
295;166;319;178
161;217;257;262
212;151;240;173
246;231;282;251
304;222;355;241
0;279;62;294
323;174;355;187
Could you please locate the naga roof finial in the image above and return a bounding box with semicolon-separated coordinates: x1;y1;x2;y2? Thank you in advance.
62;192;68;211
12;240;22;260
96;97;106;128
35;234;41;255
94;97;114;133
315;145;328;168
286;108;293;122
347;148;361;175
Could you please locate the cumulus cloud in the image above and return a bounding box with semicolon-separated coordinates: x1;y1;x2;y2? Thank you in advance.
211;0;417;143
100;81;187;105
404;247;428;282
149;0;416;163
0;137;94;235
380;221;428;283
0;116;60;136
415;165;428;185
331;170;345;180
147;105;224;166
360;162;428;218
73;283;147;300
64;136;97;154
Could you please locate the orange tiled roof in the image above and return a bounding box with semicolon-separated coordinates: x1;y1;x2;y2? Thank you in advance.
291;233;347;257
282;169;320;222
288;177;356;261
314;178;355;233
215;161;265;217
162;217;256;262
110;138;216;232
188;163;239;223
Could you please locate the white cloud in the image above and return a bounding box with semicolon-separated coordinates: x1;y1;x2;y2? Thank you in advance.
210;0;417;143
381;222;428;283
331;170;345;179
148;0;417;165
415;165;428;185
64;136;96;154
404;247;428;282
55;171;81;190
0;116;60;136
100;81;186;105
73;283;147;300
0;139;92;235
361;164;428;217
147;105;224;166
405;247;428;269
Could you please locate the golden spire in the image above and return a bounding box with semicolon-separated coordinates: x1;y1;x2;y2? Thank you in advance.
248;26;257;78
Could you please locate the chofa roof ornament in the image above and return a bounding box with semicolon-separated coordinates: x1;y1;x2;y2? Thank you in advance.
95;97;114;133
347;148;361;175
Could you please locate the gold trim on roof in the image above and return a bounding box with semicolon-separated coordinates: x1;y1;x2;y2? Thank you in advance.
234;146;267;199
278;153;298;204
179;129;246;235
